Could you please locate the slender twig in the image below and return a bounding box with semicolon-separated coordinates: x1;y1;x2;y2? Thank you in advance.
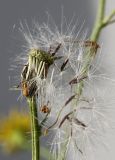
90;0;106;41
90;0;115;41
102;10;115;27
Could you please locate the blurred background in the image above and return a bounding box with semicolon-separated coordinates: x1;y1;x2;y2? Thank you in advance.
0;0;115;159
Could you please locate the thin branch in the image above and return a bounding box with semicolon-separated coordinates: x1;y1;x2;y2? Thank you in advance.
90;0;106;41
102;10;115;27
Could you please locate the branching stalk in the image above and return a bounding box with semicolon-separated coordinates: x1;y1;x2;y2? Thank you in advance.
25;1;115;160
77;0;115;99
61;0;115;159
90;0;106;41
90;0;115;41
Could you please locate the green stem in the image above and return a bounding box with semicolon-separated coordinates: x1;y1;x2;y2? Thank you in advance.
76;0;106;96
74;0;107;100
28;97;41;160
61;1;115;159
90;0;106;41
102;10;115;27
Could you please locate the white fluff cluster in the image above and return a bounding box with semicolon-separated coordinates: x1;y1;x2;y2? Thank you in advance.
15;15;115;160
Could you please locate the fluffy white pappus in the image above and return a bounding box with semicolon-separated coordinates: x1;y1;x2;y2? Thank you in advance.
49;120;87;160
52;117;109;160
36;68;73;129
49;71;115;160
49;128;68;160
69;88;115;159
17;13;88;68
11;12;115;160
11;13;89;90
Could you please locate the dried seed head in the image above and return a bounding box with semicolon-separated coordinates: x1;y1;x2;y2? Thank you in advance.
11;13;115;160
